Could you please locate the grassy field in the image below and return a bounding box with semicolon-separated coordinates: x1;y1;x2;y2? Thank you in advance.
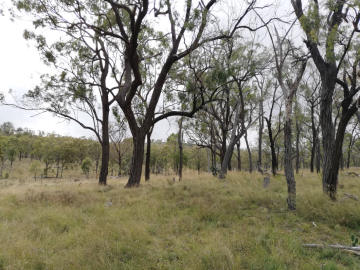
0;170;360;269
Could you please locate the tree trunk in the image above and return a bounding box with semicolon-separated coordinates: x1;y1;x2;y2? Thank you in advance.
295;116;301;174
99;103;110;185
145;130;152;181
118;143;122;177
236;140;241;171
126;134;146;187
319;73;337;195
258;101;264;172
219;102;243;179
310;105;317;173
178;117;183;181
284;104;296;210
265;117;277;176
315;135;321;173
244;131;252;173
325;108;356;199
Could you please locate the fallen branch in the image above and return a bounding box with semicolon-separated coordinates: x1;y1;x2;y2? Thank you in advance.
344;193;359;201
304;243;360;253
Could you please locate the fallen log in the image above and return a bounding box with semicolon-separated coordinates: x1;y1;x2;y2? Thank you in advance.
303;244;360;254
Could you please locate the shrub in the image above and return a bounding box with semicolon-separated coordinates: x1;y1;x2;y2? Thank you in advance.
81;157;92;178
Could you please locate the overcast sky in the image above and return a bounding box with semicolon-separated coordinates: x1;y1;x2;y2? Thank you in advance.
0;2;175;140
0;0;294;145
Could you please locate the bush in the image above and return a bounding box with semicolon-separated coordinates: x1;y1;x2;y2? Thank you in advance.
29;160;42;181
81;157;92;178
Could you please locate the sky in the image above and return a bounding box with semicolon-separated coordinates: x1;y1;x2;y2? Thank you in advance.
0;0;294;144
0;2;174;141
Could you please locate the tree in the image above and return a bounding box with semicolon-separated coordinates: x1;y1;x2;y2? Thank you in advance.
264;82;282;176
264;21;308;210
109;107;128;177
10;0;122;185
292;0;360;199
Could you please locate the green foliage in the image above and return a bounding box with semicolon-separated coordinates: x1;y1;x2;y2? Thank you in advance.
81;157;92;177
351;234;359;247
29;160;42;180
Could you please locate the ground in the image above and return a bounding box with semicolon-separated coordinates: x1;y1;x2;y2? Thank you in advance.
0;170;360;269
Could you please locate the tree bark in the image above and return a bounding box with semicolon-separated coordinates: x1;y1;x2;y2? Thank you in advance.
145;129;152;181
265;117;277;176
244;130;252;173
236;140;242;171
99;105;110;185
295;114;301;174
178;117;183;181
284;104;296;210
126;133;145;187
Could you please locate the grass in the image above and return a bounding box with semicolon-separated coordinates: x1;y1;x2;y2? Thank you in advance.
0;169;360;269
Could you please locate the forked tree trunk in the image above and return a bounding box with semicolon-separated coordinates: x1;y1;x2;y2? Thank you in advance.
126;134;146;187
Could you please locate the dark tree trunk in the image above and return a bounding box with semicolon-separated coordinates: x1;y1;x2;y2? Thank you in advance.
145;129;152;181
320;76;337;196
325;106;357;199
265;117;277;176
236;140;241;171
56;158;60;178
220;130;227;165
178;117;183;181
126;134;146;187
244;131;252;173
99;102;110;185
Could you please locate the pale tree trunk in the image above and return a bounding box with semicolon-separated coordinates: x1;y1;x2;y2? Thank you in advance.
284;101;296;210
257;92;264;172
295;115;301;174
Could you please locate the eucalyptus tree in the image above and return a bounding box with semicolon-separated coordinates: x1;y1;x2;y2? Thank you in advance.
12;0;272;187
292;0;360;199
264;82;282;176
10;0;126;185
302;70;321;173
345;120;359;168
185;38;266;177
264;21;308;210
109;107;128;177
